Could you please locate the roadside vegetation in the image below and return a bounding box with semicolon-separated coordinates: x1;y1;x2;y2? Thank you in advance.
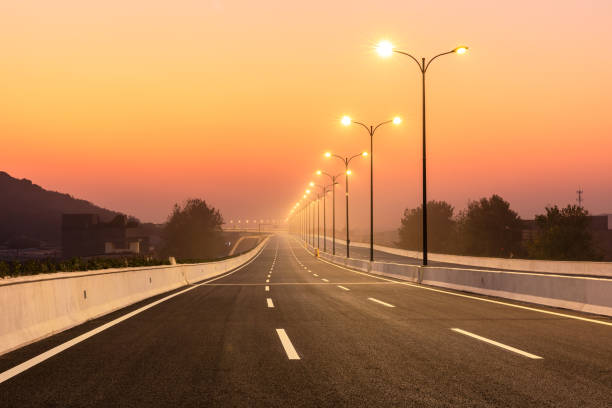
398;195;602;261
159;198;225;259
0;257;170;279
0;198;240;279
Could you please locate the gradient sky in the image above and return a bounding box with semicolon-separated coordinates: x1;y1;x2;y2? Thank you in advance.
2;1;611;230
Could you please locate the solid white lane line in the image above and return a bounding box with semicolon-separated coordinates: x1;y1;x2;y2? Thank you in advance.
276;329;300;360
451;328;543;359
265;286;270;291
315;255;612;327
321;278;329;282
267;298;275;308
368;297;395;308
0;242;270;385
266;279;270;283
337;285;350;291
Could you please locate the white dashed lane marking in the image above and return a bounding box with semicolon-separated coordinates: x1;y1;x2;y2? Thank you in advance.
451;328;543;359
368;297;395;308
276;329;300;360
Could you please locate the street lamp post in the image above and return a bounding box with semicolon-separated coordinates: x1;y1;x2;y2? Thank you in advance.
303;193;309;245
317;171;342;255
341;115;401;261
325;151;368;258
311;181;332;252
376;41;468;265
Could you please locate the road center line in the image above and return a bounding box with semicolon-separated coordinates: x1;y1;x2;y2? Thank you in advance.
267;298;275;308
337;285;350;291
368;297;395;308
276;329;300;360
265;285;270;291
321;278;329;282
451;328;543;359
265;279;270;283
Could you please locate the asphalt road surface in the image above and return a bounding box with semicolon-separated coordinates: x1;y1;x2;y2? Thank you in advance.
1;235;611;407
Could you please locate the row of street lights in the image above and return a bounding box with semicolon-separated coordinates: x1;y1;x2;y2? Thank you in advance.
288;40;468;266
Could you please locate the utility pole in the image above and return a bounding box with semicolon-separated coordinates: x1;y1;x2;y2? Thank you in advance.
577;187;584;208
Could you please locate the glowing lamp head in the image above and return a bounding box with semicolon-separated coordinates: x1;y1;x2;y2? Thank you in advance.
454;46;468;54
316;170;322;175
324;152;331;158
346;169;352;175
393;116;402;125
376;40;394;58
303;194;306;199
309;182;315;187
306;189;311;194
362;151;368;157
341;115;352;126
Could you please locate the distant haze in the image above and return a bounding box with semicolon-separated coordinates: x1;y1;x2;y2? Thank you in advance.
2;1;611;230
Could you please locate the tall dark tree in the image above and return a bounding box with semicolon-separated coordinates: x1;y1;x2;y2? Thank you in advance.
162;199;224;259
398;200;456;253
458;194;523;257
528;205;600;260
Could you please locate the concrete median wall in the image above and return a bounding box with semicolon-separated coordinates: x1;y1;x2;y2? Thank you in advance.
303;240;612;317
0;237;269;356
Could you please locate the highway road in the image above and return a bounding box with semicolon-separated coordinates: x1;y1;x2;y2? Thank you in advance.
1;235;611;407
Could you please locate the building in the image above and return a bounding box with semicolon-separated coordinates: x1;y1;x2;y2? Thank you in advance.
61;214;145;258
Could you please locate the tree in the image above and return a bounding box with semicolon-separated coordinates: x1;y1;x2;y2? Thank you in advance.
398;200;457;253
528;205;600;260
161;199;224;259
458;194;523;257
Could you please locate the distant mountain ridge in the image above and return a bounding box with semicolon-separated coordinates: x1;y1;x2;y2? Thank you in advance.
0;171;123;245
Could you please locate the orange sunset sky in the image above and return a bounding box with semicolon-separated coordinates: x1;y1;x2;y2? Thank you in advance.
2;1;611;230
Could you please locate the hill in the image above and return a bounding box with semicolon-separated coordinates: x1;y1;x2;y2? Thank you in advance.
0;171;123;246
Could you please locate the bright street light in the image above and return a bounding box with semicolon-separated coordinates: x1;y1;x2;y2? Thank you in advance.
377;39;468;265
317;170;343;255
325;151;367;258
341;116;401;261
376;40;394;57
341;115;352;126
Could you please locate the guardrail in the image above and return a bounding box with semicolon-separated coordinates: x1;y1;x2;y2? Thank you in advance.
0;237;270;356
322;237;612;277
300;239;612;318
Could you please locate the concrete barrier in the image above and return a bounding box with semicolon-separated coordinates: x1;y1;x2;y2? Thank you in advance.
420;267;612;316
0;237;270;356
301;238;612;317
324;237;612;277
